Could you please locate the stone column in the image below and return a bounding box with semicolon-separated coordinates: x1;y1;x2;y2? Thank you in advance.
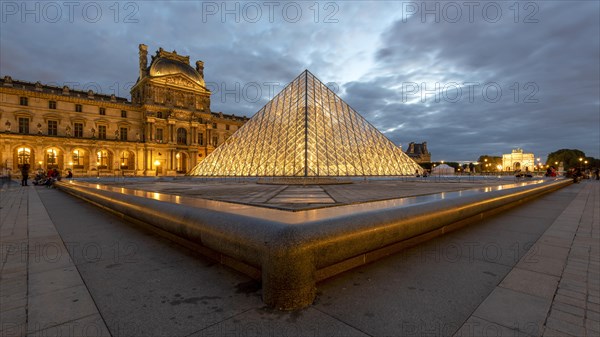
146;122;154;141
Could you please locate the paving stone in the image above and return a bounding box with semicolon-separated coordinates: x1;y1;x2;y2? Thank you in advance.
0;322;26;337
0;306;26;334
549;308;584;325
588;295;600;304
454;315;533;337
516;254;566;277
542;326;577;337
188;307;369;337
28;265;85;297
587;310;600;322
587;302;600;313
529;243;570;261
556;288;587;301
499;267;559;299
586;319;600;334
559;277;587;292
545;316;585;336
468;287;550;334
27;284;99;330
551;301;586;317
27;313;111;337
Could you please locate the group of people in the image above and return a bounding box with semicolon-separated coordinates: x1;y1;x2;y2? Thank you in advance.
514;167;534;178
19;165;73;187
568;167;600;183
415;169;429;178
545;166;558;177
32;168;61;187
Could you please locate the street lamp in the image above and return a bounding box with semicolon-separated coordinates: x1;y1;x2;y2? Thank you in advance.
154;160;160;176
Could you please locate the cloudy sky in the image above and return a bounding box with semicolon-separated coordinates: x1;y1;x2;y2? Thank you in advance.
1;1;598;161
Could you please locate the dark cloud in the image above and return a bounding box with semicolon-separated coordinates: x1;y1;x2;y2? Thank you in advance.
1;1;598;161
344;1;600;160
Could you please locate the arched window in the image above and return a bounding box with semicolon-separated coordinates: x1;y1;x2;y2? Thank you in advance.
97;150;109;169
18;147;31;165
176;128;187;145
72;150;81;166
120;152;132;169
46;149;57;168
175;152;187;173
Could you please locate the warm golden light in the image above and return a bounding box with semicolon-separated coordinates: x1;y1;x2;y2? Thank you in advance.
154;160;160;166
188;71;423;177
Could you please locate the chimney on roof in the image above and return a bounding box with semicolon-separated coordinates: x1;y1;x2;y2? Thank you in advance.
196;61;204;78
139;44;148;80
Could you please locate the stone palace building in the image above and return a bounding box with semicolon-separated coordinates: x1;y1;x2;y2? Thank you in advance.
405;142;431;164
0;45;247;177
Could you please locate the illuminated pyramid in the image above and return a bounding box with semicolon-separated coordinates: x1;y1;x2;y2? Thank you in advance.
188;70;424;177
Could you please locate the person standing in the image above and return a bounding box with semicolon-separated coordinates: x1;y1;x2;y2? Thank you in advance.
20;164;30;186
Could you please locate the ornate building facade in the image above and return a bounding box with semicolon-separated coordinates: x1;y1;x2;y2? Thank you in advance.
405;142;431;163
502;148;535;172
0;44;247;177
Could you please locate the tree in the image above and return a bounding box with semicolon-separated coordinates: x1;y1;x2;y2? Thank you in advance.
476;155;502;172
546;149;587;170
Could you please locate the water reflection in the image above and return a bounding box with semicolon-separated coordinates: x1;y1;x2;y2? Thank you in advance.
65;179;549;224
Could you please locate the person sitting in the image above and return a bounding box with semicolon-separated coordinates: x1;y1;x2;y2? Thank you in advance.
573;168;583;183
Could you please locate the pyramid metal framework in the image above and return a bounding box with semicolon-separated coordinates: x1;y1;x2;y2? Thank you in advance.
188;70;424;177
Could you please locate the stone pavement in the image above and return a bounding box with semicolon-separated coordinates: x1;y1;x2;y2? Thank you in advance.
455;181;600;337
0;182;111;336
0;179;598;336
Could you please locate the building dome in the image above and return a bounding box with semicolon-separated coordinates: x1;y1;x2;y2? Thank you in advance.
149;57;204;86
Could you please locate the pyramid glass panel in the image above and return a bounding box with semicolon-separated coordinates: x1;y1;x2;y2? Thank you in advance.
188;70;424;177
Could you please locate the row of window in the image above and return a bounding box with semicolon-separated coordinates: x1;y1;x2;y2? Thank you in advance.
14;117;219;145
152;112;231;131
16;117;128;140
153;128;218;146
19;97;127;117
17;147;134;169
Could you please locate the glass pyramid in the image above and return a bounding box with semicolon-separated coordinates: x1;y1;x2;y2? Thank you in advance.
188;70;424;177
